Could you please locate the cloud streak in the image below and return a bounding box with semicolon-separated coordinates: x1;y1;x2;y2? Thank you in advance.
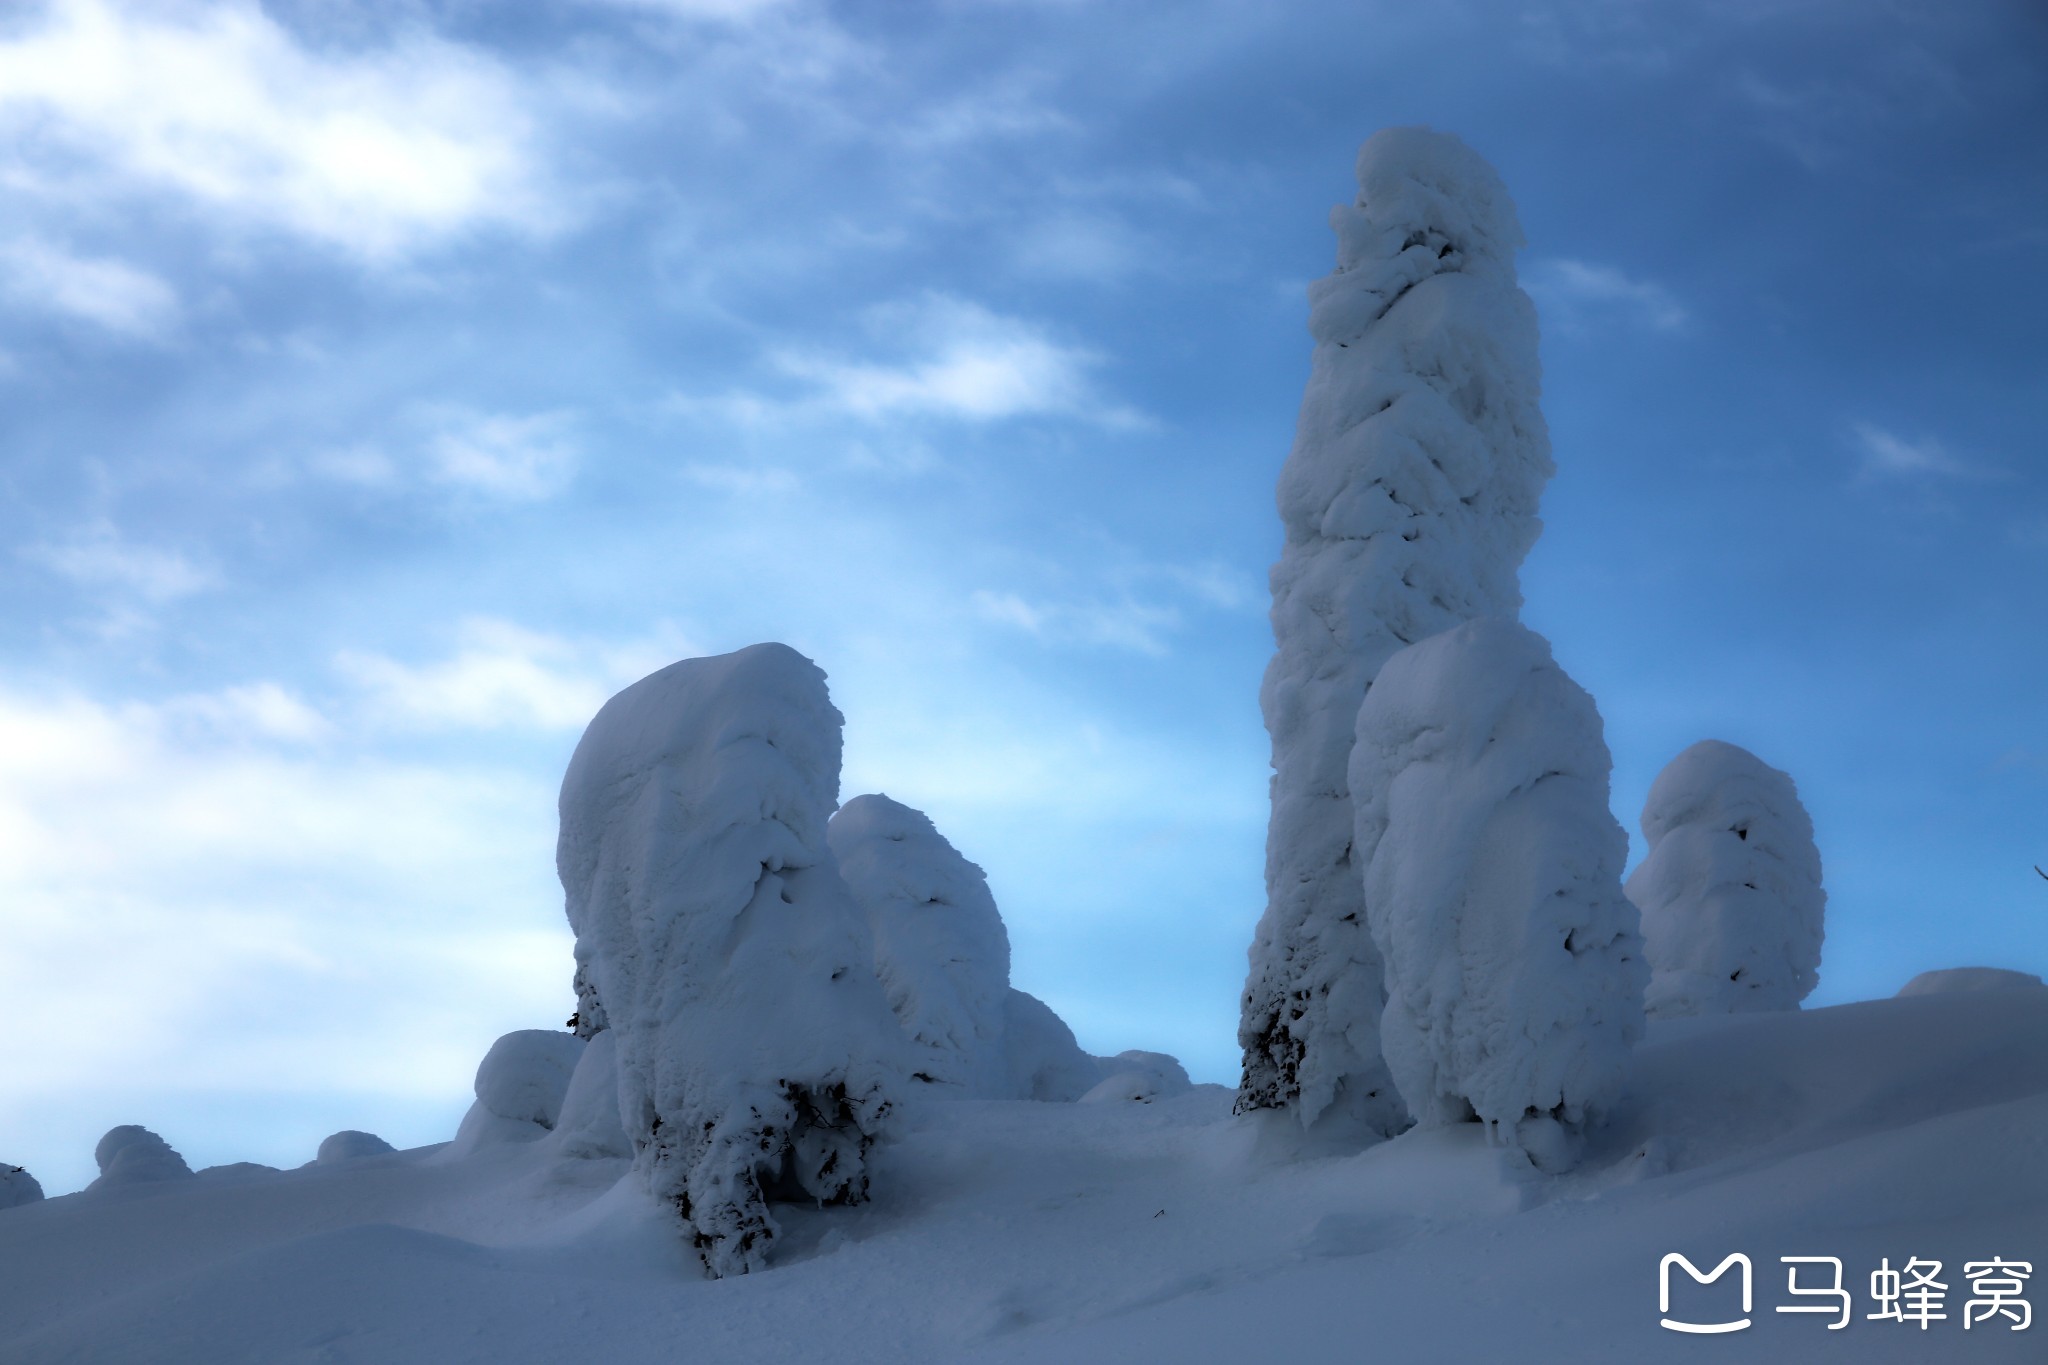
0;0;556;262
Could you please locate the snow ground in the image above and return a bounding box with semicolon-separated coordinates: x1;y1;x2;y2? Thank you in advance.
3;989;2045;1363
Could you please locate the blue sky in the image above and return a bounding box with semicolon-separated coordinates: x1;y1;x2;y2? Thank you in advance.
1;0;2043;1194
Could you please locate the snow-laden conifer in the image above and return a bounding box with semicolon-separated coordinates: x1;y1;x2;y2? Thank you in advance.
88;1125;194;1190
829;792;1110;1100
1626;740;1825;1018
0;1165;42;1209
558;643;905;1277
830;793;1012;1098
1240;126;1553;1138
1350;619;1644;1161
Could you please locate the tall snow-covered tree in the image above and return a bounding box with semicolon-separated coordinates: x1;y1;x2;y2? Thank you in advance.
1350;618;1645;1164
557;643;906;1278
1626;739;1825;1018
1239;126;1554;1138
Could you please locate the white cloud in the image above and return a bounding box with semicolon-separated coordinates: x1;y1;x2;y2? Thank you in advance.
0;236;177;338
683;462;802;495
1849;421;1976;479
21;519;217;602
162;681;333;745
425;409;580;500
337;617;693;733
0;681;574;1190
771;294;1145;428
1525;258;1688;333
0;0;554;262
971;588;1181;655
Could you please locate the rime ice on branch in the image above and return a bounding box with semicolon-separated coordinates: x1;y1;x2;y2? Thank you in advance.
1239;127;1554;1137
1626;739;1825;1018
557;643;905;1278
1351;619;1645;1161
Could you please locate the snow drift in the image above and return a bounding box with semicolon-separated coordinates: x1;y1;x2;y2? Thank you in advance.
557;642;906;1277
1240;125;1554;1137
1349;618;1645;1157
86;1125;194;1191
1626;739;1825;1018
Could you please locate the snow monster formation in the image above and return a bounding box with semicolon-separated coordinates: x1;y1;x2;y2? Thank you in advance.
1350;619;1645;1166
557;643;906;1278
829;792;1108;1102
1238;126;1554;1138
1626;739;1825;1018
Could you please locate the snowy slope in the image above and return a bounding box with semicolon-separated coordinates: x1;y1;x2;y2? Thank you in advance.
3;988;2044;1363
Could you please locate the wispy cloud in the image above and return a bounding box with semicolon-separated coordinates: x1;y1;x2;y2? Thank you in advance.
424;410;580;500
0;0;555;262
0;236;178;338
769;294;1145;428
337;617;692;733
21;520;217;602
1849;421;1981;480
1525;258;1688;334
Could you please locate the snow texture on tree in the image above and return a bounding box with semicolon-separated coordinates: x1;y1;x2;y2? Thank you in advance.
0;1165;42;1209
1897;967;2048;998
316;1131;395;1163
558;642;905;1278
830;793;1013;1098
546;1028;633;1160
1626;740;1825;1019
569;955;609;1039
1240;125;1554;1136
1350;619;1644;1157
88;1125;195;1190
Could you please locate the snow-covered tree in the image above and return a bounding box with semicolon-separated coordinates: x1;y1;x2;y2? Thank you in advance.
1239;126;1554;1138
829;792;1113;1101
1626;739;1825;1018
88;1125;194;1190
1350;619;1645;1163
558;643;905;1277
451;1029;589;1152
0;1165;42;1209
315;1131;395;1163
829;793;1012;1097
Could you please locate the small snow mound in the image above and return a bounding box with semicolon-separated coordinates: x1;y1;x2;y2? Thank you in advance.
1079;1051;1194;1104
0;1164;43;1209
316;1130;396;1164
1897;967;2048;998
89;1125;195;1190
474;1029;586;1128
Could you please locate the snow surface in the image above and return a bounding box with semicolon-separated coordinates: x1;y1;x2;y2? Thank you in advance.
5;990;2045;1363
1350;618;1645;1155
1240;126;1554;1133
557;643;908;1276
1627;739;1825;1018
